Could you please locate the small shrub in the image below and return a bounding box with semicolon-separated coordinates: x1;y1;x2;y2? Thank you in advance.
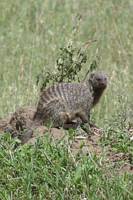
36;40;98;91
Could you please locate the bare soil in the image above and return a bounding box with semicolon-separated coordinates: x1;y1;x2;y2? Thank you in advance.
0;107;133;174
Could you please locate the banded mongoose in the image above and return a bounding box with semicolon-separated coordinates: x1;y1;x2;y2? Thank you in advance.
33;71;108;128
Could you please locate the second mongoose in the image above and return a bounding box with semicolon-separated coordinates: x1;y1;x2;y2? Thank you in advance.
33;71;108;128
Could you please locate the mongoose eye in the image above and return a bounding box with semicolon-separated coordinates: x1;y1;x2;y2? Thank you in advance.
104;77;107;81
96;77;101;81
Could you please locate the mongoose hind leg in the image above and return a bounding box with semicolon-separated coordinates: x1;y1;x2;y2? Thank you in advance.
59;111;89;130
62;118;82;129
53;111;73;128
42;100;70;128
58;111;84;129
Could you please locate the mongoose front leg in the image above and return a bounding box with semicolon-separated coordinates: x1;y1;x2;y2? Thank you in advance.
76;111;89;124
77;112;92;134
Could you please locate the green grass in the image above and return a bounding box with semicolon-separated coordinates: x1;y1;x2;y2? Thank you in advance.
1;133;133;200
0;0;133;199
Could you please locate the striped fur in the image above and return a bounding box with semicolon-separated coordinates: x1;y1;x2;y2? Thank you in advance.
33;72;107;127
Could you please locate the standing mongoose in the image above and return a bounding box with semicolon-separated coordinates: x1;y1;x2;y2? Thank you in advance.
0;71;107;143
33;71;108;128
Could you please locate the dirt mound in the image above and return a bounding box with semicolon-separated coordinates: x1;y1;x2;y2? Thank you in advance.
26;125;103;156
9;107;36;131
1;107;133;174
0;107;102;155
26;126;133;174
0;107;102;156
0;117;11;132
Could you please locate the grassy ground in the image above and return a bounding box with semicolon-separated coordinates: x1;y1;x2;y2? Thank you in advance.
0;0;133;199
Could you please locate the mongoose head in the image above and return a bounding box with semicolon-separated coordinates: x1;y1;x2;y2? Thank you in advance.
88;71;108;90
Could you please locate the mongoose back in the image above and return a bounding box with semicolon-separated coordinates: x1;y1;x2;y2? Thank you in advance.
33;71;108;127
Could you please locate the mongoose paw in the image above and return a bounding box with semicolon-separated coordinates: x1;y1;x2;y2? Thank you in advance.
89;122;99;129
81;123;91;134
